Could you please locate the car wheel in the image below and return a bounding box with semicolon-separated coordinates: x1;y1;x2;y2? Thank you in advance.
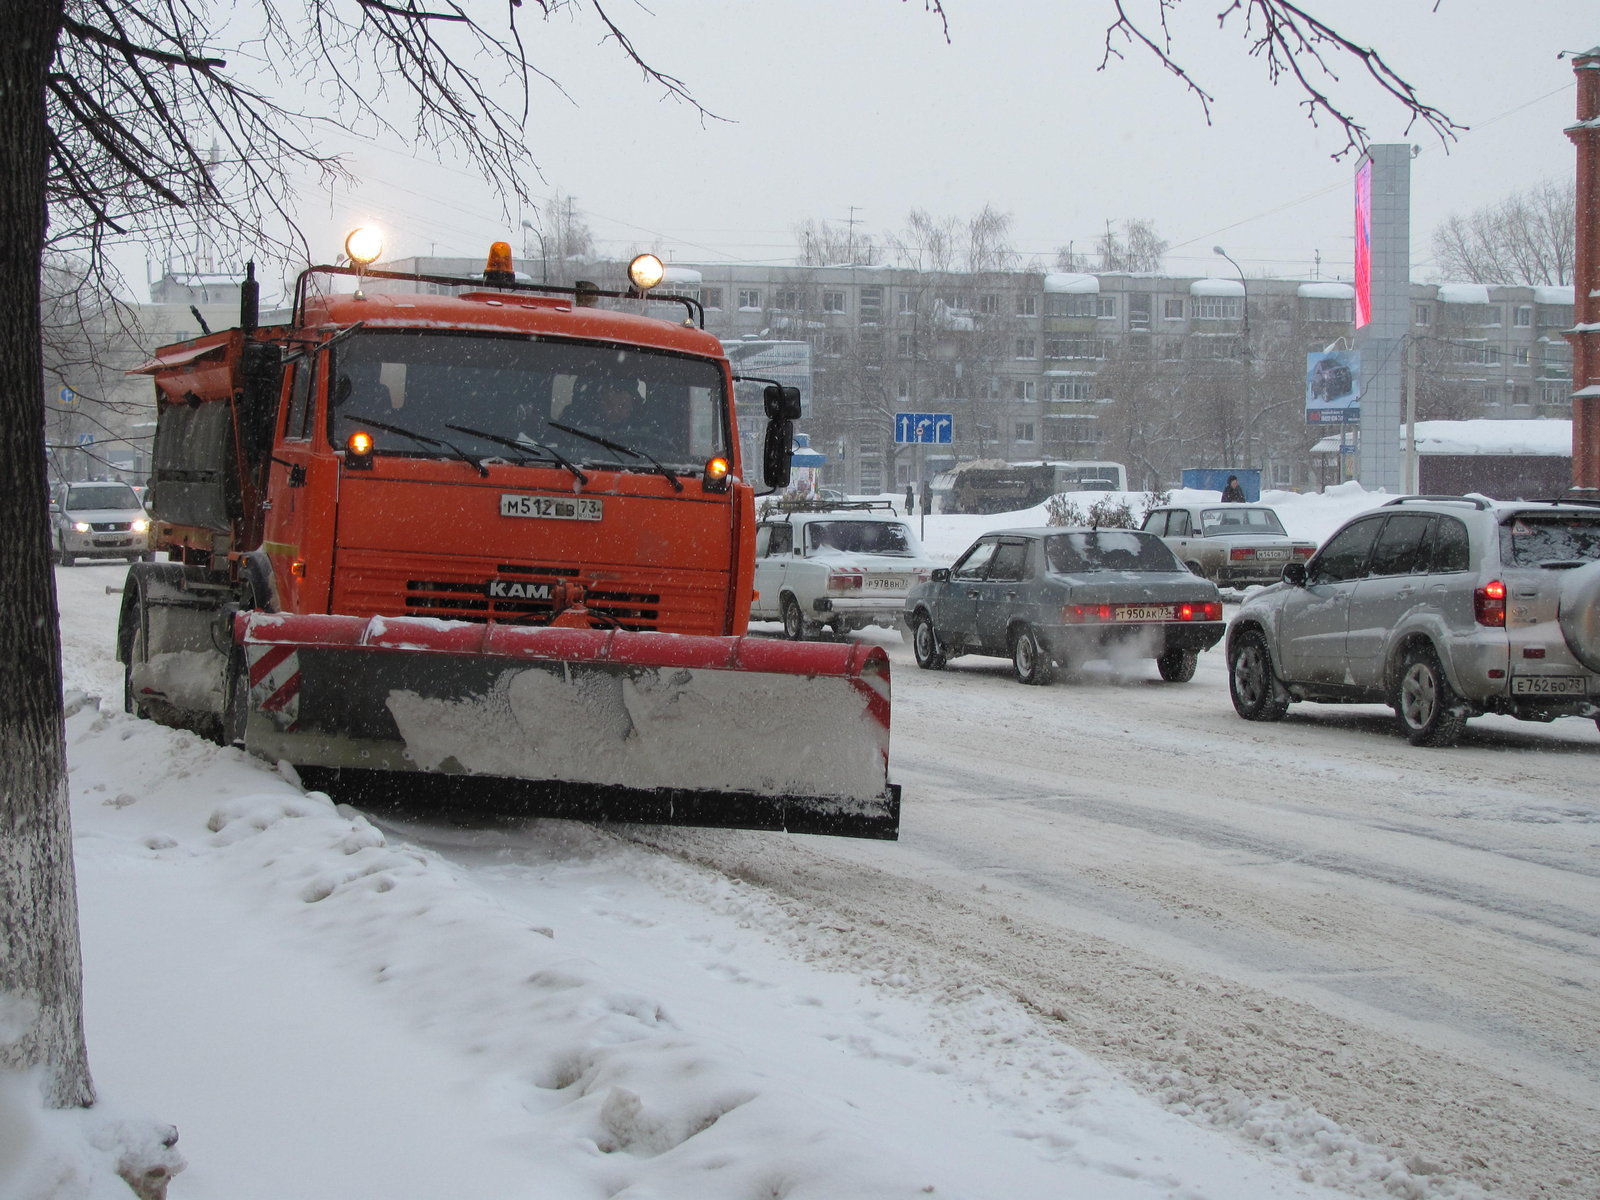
1156;646;1198;683
1229;628;1289;721
1185;560;1206;578
1010;624;1054;685
911;611;946;670
59;538;76;567
1393;645;1468;747
780;594;809;641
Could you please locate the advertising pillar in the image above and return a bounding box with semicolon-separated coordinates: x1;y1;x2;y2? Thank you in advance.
1353;145;1411;494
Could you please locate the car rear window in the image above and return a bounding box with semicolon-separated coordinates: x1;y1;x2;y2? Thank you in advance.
1046;531;1180;573
806;521;914;555
66;485;140;509
1499;513;1600;567
1199;507;1286;535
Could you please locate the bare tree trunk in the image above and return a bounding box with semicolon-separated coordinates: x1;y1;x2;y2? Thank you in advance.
0;0;93;1112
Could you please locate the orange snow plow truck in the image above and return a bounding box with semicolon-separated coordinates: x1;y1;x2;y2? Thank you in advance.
119;242;899;839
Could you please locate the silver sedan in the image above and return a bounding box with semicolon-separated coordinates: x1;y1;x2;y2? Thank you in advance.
1140;503;1315;587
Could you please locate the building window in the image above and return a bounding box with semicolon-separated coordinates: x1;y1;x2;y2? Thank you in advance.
1015;421;1035;443
1013;380;1036;400
858;287;882;321
978;293;1000;314
1015;337;1037;359
1413;303;1431;326
1159;337;1184;361
1045;337;1106;360
1098;295;1118;319
1192;295;1243;320
1162;297;1184;320
1128;295;1151;327
1299;297;1354;323
1513;305;1533;328
820;333;846;357
1482;305;1501;327
774;288;804;311
738;289;762;310
896;377;910;399
1539;304;1574;328
899;291;916;314
1049;380;1096;400
823;290;846;314
1017;294;1038;317
1512;346;1530;366
897;333;914;357
1193;336;1243;360
1046;293;1098;318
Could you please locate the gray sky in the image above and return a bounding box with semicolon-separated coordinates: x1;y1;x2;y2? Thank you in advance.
162;1;1600;291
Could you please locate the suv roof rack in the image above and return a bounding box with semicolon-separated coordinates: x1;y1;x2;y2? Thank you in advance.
1383;495;1494;510
763;498;899;515
1553;487;1600;509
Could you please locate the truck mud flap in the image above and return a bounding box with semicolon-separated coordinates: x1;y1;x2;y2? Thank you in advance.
235;613;899;840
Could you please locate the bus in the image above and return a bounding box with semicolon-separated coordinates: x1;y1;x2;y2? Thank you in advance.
939;461;1129;514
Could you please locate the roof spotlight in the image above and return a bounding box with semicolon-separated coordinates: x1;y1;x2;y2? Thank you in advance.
344;226;384;266
628;253;666;292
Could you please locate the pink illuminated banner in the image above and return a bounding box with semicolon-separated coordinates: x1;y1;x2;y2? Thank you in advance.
1354;159;1372;328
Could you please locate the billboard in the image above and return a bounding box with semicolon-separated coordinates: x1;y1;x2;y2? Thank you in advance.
1306;350;1360;424
1354;159;1372;329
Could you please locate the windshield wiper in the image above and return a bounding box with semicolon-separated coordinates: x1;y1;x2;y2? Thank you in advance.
344;412;489;478
445;423;589;487
547;420;683;492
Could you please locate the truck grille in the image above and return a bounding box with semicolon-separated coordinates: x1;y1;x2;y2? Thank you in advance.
404;564;663;631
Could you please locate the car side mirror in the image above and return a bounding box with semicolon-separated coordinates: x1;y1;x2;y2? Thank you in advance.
930;567;951;583
1282;561;1308;587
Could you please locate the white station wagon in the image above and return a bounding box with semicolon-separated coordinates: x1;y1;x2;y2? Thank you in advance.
753;502;941;640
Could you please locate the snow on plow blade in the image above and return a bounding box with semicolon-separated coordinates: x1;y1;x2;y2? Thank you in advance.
235;613;899;840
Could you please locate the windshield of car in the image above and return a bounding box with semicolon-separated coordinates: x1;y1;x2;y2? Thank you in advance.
66;484;140;510
1499;513;1600;566
805;521;915;555
1199;507;1286;536
1045;531;1180;573
329;331;730;473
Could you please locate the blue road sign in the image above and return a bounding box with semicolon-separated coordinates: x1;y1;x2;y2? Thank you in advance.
894;411;954;445
77;432;95;447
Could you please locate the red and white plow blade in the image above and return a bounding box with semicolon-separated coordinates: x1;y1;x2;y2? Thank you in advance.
235;613;898;837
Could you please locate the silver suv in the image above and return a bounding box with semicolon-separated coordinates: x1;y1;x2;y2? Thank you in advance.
1227;495;1600;745
51;481;152;566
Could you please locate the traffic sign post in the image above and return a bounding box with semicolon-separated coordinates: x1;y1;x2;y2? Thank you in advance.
894;412;953;538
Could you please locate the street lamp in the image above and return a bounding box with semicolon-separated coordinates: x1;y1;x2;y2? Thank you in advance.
1213;245;1253;469
520;218;549;283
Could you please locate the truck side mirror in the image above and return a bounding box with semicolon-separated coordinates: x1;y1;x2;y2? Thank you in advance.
762;384;801;420
762;418;793;488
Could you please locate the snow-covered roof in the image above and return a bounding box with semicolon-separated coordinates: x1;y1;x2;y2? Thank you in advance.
1296;282;1354;300
1533;285;1575;306
1190;278;1245;297
1042;273;1099;294
1313;419;1572;456
1435;283;1491;305
662;267;702;287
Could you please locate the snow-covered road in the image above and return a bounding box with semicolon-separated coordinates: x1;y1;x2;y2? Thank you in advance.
41;522;1600;1199
624;626;1600;1198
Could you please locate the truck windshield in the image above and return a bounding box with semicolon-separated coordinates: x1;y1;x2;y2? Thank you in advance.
328;331;730;472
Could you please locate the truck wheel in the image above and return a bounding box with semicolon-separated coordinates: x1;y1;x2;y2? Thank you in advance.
911;611;945;670
1156;646;1198;682
780;594;810;641
119;602;147;718
1010;624;1054;685
1394;645;1468;747
1229;628;1288;720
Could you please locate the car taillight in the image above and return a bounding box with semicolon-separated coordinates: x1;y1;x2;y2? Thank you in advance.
1229;547;1252;561
1293;546;1314;559
828;571;863;591
1177;601;1221;622
1062;603;1113;623
1474;579;1507;627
